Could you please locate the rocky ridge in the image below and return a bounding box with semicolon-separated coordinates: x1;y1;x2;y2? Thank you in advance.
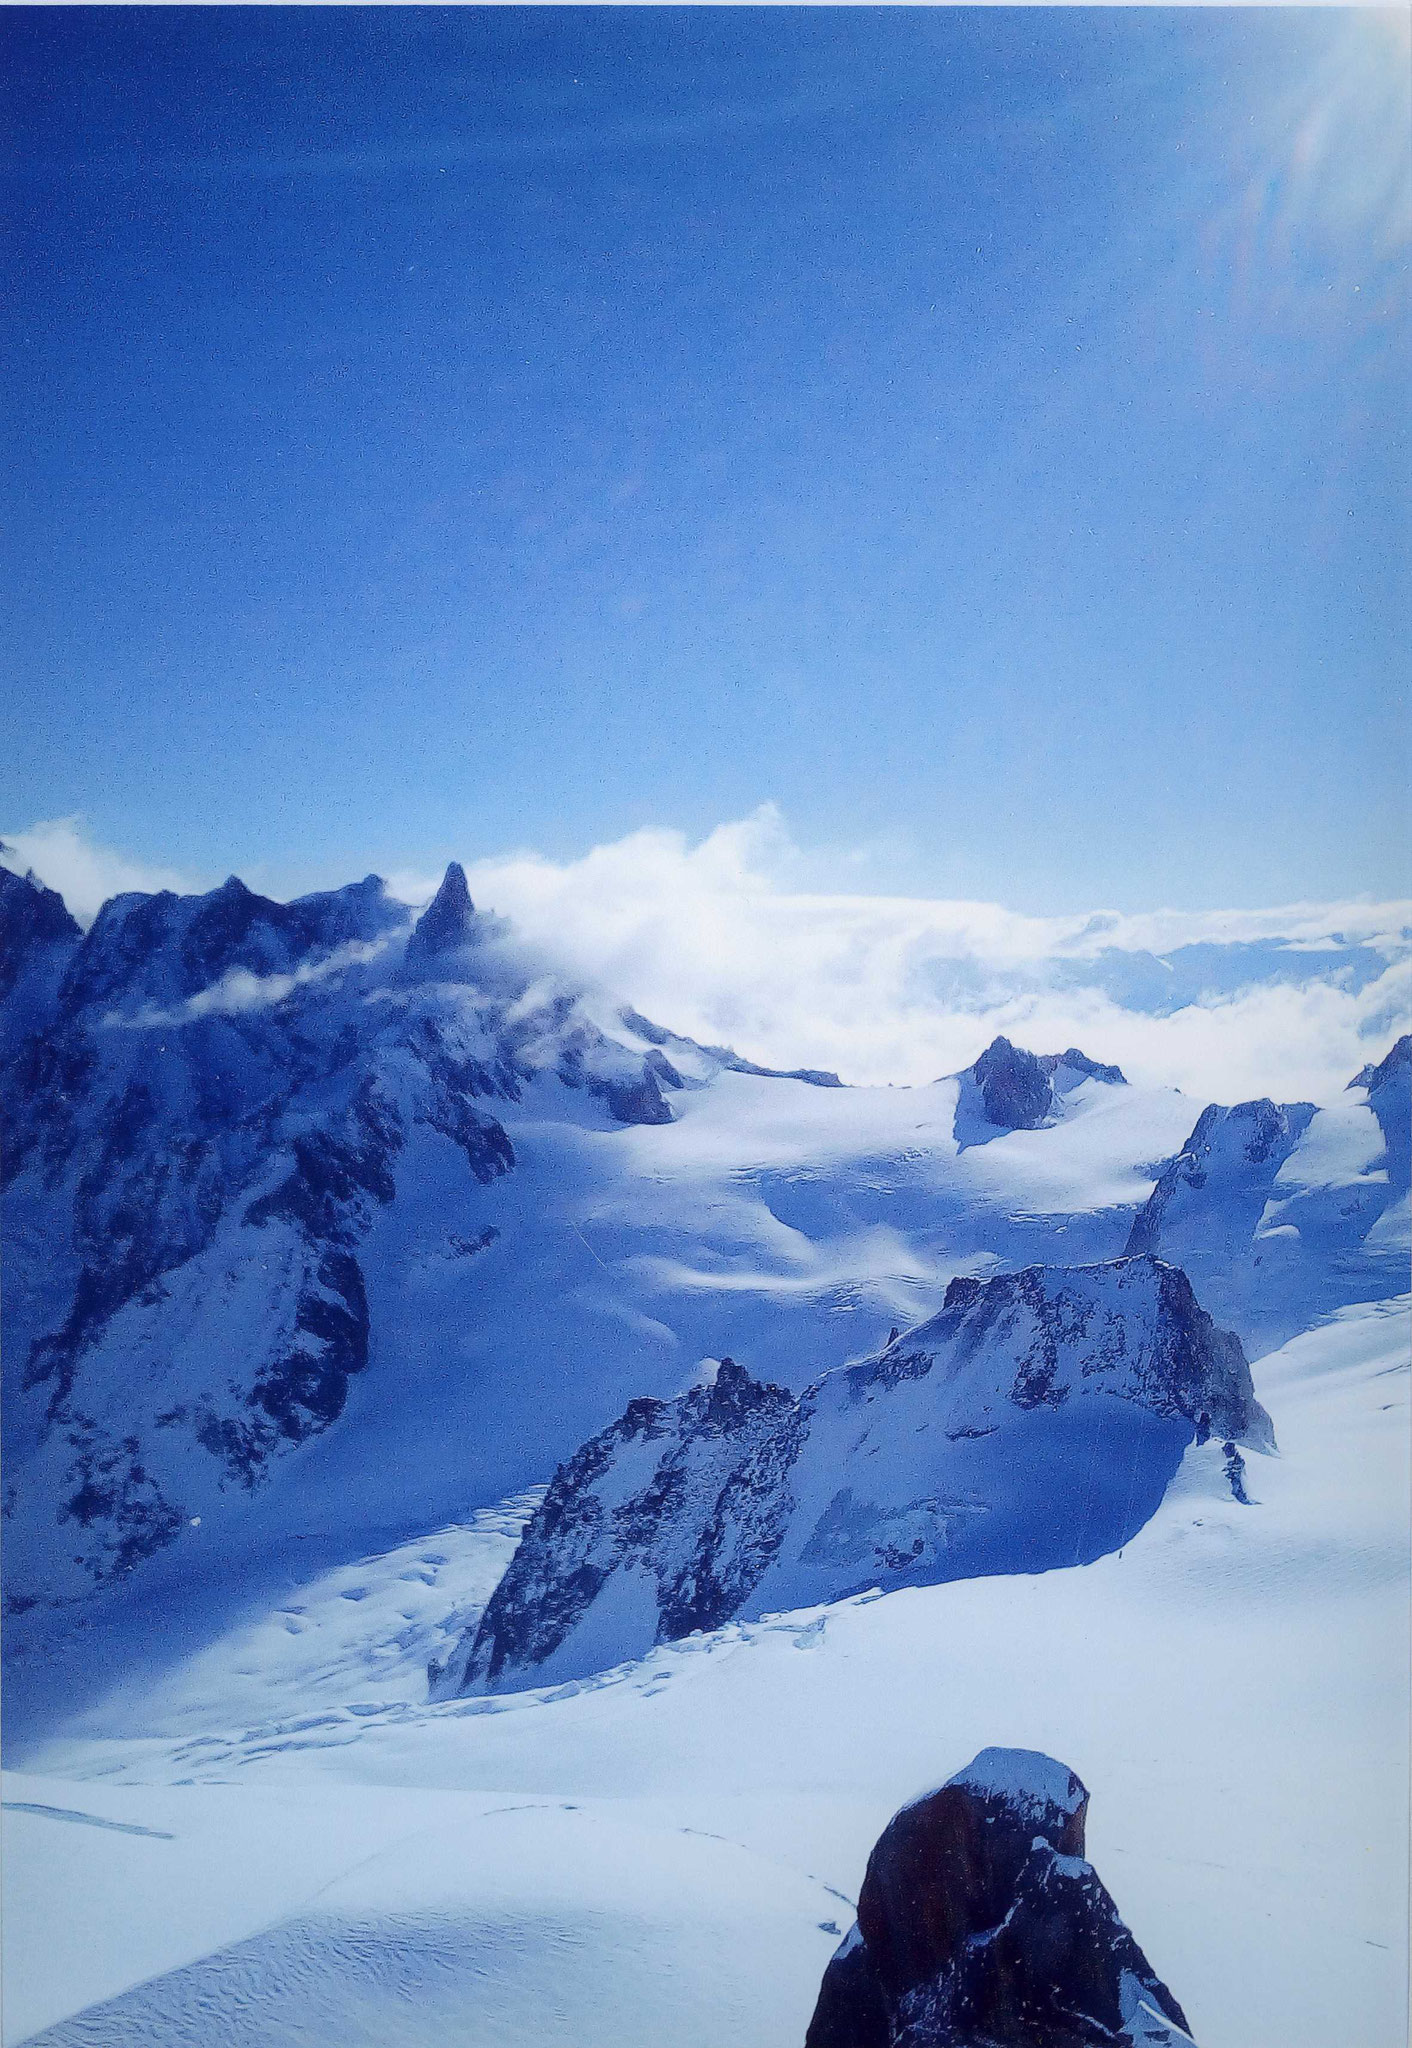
952;1034;1127;1145
436;1254;1269;1697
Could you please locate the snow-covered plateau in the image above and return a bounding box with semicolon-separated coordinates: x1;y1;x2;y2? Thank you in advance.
2;860;1408;2046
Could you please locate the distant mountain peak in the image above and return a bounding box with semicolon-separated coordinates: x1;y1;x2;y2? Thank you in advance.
0;863;83;1005
953;1036;1126;1145
971;1036;1051;1130
407;862;476;969
1350;1033;1411;1093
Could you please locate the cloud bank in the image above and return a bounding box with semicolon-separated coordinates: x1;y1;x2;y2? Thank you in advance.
8;809;1409;1107
0;817;196;927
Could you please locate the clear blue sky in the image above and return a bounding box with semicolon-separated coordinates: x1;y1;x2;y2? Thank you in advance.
3;6;1408;911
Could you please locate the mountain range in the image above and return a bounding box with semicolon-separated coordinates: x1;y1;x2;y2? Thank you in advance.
2;856;1407;1729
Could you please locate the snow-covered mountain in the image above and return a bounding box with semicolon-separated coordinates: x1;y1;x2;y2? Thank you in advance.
1;854;1403;1733
1124;1037;1411;1349
8;1294;1406;2048
3;860;862;1623
434;1254;1269;1695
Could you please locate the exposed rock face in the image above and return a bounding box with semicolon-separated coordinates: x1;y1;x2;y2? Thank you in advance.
972;1037;1053;1131
0;864;81;999
806;1749;1195;2048
430;1358;798;1697
438;1256;1269;1697
405;861;477;972
952;1037;1127;1146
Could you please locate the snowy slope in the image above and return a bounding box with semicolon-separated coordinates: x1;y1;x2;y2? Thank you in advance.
8;1295;1407;2048
4;860;1408;2048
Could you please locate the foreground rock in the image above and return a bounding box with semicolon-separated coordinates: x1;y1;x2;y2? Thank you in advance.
806;1748;1196;2047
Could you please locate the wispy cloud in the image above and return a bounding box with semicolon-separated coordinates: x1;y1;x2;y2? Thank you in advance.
102;939;394;1031
0;817;198;928
413;807;1409;1105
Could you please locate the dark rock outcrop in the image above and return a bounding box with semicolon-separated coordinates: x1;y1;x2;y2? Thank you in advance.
406;861;477;971
953;1037;1126;1146
806;1749;1195;2047
972;1036;1053;1131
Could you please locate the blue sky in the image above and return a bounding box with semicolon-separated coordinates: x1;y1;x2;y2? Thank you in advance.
3;6;1408;913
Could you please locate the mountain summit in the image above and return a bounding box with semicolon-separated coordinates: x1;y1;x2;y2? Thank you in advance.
953;1035;1127;1144
406;861;477;969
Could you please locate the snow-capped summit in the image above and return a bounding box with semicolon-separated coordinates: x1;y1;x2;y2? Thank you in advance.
1125;1047;1410;1347
438;1253;1267;1697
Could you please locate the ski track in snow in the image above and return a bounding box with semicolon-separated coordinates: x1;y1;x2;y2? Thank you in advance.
5;1295;1408;2048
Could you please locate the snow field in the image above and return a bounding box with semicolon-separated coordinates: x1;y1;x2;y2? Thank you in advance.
7;1295;1407;2048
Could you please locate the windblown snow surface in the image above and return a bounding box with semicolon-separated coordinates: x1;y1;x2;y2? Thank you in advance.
4;1294;1407;2048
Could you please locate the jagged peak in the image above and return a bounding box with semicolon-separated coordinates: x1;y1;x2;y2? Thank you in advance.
407;861;476;967
1038;1045;1128;1086
965;1035;1125;1086
0;859;81;928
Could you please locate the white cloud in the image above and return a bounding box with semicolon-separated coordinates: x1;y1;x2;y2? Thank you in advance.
0;817;198;928
103;939;395;1031
8;809;1408;1106
443;808;1410;1106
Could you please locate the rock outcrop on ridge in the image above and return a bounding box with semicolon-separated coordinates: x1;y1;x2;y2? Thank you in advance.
1350;1032;1411;1187
806;1748;1196;2048
952;1035;1128;1145
434;1254;1270;1697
